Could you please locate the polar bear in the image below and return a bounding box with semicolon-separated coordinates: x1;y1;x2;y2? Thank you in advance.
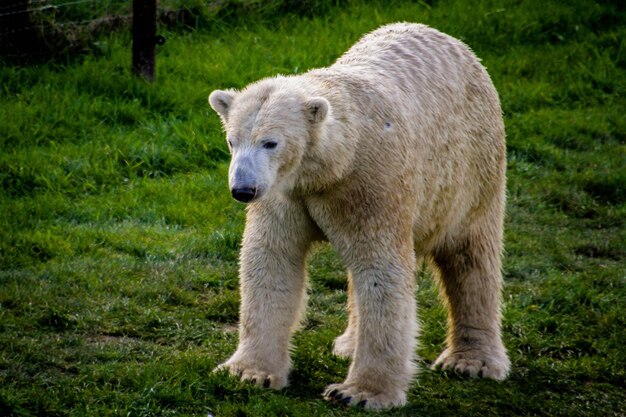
208;22;510;409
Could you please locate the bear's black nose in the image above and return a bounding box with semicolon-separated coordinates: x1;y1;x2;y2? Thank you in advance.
231;187;257;203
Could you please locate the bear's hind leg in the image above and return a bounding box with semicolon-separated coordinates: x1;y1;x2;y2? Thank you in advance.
332;271;357;359
430;229;510;380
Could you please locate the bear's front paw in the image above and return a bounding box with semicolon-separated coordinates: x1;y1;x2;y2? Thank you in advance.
431;347;510;380
323;382;406;410
214;359;288;389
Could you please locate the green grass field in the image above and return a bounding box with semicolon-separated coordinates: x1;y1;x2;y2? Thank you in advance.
1;0;625;415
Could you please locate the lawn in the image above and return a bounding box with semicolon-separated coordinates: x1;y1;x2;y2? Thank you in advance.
1;0;625;416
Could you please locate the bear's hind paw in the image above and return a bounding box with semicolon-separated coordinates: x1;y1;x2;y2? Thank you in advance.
214;361;288;390
431;348;510;380
332;332;356;359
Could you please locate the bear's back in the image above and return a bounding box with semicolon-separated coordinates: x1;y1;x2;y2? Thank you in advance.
333;23;485;94
314;23;505;245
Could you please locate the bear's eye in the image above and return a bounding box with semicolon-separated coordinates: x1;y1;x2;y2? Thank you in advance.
227;139;234;149
263;141;278;150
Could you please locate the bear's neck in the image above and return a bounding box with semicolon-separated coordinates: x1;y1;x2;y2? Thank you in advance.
295;72;358;194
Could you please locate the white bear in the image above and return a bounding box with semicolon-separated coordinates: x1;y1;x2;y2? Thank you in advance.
208;22;510;410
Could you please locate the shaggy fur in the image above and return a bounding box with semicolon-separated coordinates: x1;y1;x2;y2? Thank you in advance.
208;22;510;410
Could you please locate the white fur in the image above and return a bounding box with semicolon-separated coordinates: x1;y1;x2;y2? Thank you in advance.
209;22;510;410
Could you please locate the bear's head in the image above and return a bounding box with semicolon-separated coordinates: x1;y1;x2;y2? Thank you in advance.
209;80;329;203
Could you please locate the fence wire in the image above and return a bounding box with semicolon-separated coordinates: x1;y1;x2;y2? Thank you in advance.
0;0;106;18
0;0;195;52
0;0;134;52
0;0;50;12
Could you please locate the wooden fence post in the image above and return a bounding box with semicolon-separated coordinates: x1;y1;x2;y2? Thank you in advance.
132;0;157;81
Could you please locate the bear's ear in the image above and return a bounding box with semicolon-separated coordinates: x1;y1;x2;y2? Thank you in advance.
209;89;237;121
304;97;330;124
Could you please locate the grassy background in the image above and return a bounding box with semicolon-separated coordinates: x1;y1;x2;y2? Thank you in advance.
1;0;625;415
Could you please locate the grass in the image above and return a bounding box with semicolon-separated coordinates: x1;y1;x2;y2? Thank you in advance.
1;0;625;415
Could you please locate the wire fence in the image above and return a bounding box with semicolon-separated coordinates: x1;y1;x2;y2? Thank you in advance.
0;0;199;59
0;0;106;17
0;0;123;55
0;0;344;60
0;0;143;36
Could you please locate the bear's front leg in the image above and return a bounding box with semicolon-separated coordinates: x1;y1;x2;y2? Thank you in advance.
324;259;418;410
215;199;316;389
